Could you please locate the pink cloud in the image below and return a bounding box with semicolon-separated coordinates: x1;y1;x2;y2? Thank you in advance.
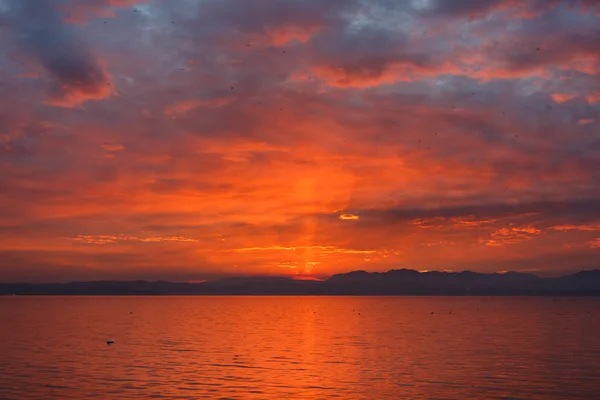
61;0;145;24
262;25;322;47
45;77;114;107
586;93;600;104
578;118;595;125
164;97;232;116
551;93;577;104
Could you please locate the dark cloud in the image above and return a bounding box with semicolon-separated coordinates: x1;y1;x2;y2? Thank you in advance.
0;250;232;283
347;198;600;225
197;0;352;34
0;0;599;281
309;25;432;87
7;0;113;106
422;0;508;17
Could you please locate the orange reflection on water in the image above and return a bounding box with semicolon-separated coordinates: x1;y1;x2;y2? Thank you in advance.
1;296;600;399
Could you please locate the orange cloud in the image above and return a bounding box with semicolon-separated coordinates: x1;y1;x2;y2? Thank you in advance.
232;246;377;255
451;217;497;227
552;225;600;231
412;218;446;229
310;61;466;88
551;93;577;104
101;142;125;152
3;0;600;282
45;69;114;108
70;234;198;244
482;226;542;246
339;213;359;220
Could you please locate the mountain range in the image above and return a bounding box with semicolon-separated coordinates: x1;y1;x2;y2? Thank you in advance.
2;269;600;296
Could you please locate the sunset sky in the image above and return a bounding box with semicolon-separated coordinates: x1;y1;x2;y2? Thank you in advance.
1;0;600;282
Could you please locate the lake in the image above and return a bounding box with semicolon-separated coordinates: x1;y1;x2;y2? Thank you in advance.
1;296;599;399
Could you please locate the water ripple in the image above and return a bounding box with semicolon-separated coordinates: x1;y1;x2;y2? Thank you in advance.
1;296;600;399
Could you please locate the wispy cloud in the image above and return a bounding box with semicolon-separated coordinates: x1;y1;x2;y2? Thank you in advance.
101;142;125;152
482;227;542;246
70;235;198;244
233;246;377;255
552;224;600;232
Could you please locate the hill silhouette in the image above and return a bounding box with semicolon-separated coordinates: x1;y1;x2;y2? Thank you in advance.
2;269;600;296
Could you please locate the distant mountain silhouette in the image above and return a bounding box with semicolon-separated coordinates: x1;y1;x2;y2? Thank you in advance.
2;269;600;296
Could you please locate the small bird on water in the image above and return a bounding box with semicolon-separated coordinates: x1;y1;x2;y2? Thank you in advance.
107;340;114;345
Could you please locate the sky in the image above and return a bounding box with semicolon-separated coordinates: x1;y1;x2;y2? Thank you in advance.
0;0;599;282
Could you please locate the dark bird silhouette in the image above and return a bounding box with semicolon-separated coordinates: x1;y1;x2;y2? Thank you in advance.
107;340;114;345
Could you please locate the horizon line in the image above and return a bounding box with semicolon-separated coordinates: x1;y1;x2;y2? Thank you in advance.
2;267;599;285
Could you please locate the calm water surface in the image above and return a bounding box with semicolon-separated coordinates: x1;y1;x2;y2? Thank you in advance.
1;296;599;399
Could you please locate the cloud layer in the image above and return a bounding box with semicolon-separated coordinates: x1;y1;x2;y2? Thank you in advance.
1;0;599;281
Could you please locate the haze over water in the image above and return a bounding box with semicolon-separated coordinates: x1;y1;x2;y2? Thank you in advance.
1;296;599;399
